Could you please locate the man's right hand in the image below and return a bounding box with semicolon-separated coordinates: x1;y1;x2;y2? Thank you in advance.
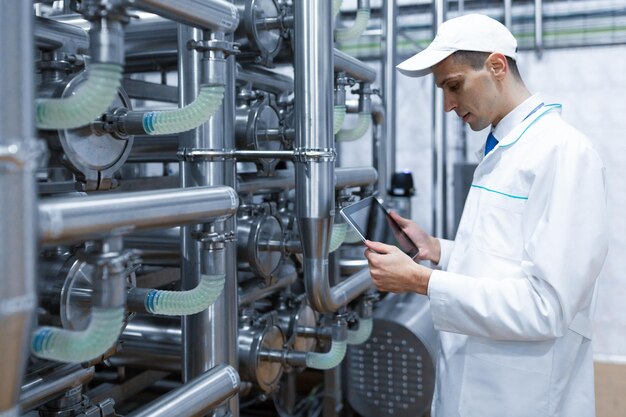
389;211;441;265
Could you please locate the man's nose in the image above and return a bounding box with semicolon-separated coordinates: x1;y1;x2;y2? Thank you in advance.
443;92;456;112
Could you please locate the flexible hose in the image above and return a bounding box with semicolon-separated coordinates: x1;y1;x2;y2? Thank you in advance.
305;340;347;370
333;0;343;17
329;223;347;253
145;274;225;316
347;317;373;345
337;113;371;142
143;85;225;135
334;9;371;43
31;307;125;363
333;105;347;135
36;63;123;130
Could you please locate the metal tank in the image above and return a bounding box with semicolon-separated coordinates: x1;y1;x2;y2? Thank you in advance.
346;292;438;417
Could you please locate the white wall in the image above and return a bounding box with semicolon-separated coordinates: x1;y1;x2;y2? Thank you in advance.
338;44;626;359
518;46;626;361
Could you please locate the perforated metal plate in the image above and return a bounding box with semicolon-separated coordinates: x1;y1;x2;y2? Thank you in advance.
347;319;435;417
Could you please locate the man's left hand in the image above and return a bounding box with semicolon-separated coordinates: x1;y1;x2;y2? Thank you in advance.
364;240;433;295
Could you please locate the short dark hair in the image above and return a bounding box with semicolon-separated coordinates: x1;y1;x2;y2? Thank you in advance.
451;50;522;81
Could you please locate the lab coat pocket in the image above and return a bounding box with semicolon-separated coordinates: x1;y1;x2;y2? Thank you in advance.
458;337;552;417
473;196;526;260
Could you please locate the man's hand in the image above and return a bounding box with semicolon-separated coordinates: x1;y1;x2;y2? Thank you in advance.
364;240;433;295
389;211;442;265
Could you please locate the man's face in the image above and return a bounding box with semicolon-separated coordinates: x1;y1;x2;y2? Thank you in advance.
432;55;500;131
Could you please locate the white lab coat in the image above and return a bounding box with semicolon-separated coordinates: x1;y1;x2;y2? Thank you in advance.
427;95;609;417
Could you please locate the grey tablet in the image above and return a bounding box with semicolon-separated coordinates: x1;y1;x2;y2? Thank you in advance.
340;196;419;259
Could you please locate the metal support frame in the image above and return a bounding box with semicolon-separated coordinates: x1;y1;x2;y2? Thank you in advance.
381;0;398;198
0;3;40;416
432;0;448;238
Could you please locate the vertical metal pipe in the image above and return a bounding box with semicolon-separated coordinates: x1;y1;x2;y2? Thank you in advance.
178;21;237;415
504;0;513;29
215;20;240;416
381;0;397;198
0;3;39;416
458;0;465;14
294;1;336;313
178;24;212;383
432;0;448;238
535;0;544;58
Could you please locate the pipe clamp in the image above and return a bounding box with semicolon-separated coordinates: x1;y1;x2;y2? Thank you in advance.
188;39;240;56
293;148;336;163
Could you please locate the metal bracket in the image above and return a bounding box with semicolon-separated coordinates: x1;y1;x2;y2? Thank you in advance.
192;231;236;244
292;148;336;163
188;39;241;56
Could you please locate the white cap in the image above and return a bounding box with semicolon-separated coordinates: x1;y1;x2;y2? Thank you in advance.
397;14;518;77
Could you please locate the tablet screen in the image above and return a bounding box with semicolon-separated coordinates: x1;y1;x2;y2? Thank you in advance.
340;196;419;259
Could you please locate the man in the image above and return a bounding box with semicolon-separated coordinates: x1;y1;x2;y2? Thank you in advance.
364;13;608;417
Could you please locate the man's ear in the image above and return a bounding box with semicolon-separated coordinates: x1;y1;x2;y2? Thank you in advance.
486;52;508;80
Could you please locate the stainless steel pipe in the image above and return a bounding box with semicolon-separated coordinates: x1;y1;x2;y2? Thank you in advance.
178;24;219;385
126;364;240;417
382;0;398;195
535;0;544;57
239;266;299;305
335;167;378;189
236;64;294;95
237;167;377;194
328;268;373;309
334;49;377;83
38;186;238;244
432;0;448;238
127;0;240;33
0;3;40;416
35;16;90;52
19;365;95;413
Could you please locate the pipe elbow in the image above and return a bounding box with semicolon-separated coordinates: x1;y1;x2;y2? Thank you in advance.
143;84;225;135
31;307;125;363
334;9;371;43
36;63;123;130
145;274;225;316
305;339;347;370
347;317;373;345
337;113;371;142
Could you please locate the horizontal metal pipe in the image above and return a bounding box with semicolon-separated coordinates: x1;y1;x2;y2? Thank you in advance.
35;16;89;52
334;49;376;83
329;268;373;308
236;65;294;95
237;171;295;194
307;266;373;313
182;149;301;161
19;364;95;412
39;186;238;244
125;228;181;250
126;364;240;417
239;266;298;305
128;136;179;163
238;167;378;194
181;149;335;163
109;350;181;372
335;167;378;189
127;0;240;33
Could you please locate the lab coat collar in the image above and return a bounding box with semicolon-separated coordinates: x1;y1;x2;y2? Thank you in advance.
493;93;544;145
475;94;562;161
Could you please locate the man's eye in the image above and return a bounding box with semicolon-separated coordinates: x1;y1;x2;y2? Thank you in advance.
449;83;459;91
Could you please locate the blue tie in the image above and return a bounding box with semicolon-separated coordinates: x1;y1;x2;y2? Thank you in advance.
484;132;499;156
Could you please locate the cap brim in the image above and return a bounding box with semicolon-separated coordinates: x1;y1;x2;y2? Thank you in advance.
396;48;455;77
